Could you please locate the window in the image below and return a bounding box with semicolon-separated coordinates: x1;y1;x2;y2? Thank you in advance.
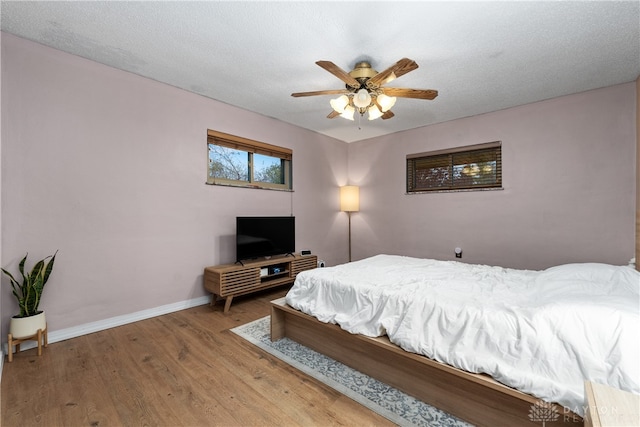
407;141;502;193
207;130;292;190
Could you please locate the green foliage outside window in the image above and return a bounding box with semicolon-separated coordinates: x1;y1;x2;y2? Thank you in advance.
207;130;292;190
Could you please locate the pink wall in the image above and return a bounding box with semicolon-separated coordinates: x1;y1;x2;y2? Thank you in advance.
0;30;3;354
0;34;349;335
1;33;637;339
636;76;639;268
347;82;636;270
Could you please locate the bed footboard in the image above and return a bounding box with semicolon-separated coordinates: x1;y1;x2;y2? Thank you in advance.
270;297;582;427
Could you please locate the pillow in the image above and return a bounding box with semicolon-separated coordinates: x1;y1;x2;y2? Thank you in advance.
539;263;623;283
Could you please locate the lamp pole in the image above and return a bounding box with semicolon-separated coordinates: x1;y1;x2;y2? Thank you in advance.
347;211;352;262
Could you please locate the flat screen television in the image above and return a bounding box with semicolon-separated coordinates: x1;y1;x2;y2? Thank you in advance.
236;216;295;263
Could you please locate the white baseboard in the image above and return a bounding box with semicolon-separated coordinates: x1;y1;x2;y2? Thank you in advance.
3;295;211;355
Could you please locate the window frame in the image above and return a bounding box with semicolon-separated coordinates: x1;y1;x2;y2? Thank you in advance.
207;130;292;191
406;141;502;194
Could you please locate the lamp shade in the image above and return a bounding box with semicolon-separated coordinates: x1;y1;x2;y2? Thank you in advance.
368;105;383;120
340;105;355;121
330;95;349;113
353;88;372;109
340;185;360;212
376;93;397;112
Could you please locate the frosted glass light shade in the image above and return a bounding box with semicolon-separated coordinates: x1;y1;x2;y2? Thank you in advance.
340;185;360;212
330;95;349;113
340;105;355;120
353;88;372;108
368;105;383;120
376;93;397;112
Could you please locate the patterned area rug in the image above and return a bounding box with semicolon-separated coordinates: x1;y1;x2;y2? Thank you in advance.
231;316;472;427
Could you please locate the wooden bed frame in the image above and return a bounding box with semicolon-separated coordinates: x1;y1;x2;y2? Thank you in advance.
271;297;583;427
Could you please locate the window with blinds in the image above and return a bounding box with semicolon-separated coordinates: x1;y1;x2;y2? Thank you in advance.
207;130;292;190
407;141;502;193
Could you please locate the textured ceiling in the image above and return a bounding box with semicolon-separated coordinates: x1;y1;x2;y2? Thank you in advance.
2;1;639;143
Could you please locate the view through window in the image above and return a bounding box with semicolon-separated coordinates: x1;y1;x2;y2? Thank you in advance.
407;141;502;193
207;130;292;190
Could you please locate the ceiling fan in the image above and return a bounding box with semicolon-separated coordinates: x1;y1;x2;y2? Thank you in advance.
291;58;438;121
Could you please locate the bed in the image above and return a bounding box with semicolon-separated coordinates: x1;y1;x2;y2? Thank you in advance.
271;254;640;426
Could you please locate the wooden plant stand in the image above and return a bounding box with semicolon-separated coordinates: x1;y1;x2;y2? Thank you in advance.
7;326;48;362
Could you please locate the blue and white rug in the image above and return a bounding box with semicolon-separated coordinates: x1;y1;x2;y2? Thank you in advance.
231;316;472;427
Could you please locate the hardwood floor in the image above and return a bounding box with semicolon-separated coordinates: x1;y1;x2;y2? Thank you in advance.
1;288;395;426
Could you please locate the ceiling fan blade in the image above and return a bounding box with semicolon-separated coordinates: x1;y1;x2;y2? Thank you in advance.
316;61;361;89
366;58;418;89
382;88;438;100
291;89;349;97
327;111;340;119
381;110;395;120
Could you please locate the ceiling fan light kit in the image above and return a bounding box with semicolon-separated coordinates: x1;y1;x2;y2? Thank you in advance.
329;95;349;114
292;58;438;122
353;88;372;108
340;105;356;121
368;104;384;120
376;93;396;112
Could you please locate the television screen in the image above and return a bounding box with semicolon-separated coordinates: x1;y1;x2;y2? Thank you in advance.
236;216;295;262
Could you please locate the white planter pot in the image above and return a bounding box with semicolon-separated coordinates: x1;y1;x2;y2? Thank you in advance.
10;311;46;339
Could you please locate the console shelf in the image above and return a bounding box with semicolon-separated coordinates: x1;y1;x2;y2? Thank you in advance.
204;254;317;313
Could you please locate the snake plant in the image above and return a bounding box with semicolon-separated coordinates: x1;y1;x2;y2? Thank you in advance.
1;251;57;318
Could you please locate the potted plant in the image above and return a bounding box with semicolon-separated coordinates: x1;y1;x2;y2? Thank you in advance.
2;251;57;338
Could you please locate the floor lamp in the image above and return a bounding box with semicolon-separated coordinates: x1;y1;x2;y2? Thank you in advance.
340;185;359;262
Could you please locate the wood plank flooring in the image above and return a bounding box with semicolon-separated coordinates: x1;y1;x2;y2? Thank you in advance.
1;288;395;426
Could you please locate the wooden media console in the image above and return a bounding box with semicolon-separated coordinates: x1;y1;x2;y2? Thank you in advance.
204;254;317;313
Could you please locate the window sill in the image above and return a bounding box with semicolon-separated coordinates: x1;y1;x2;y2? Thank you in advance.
406;187;503;195
205;182;293;192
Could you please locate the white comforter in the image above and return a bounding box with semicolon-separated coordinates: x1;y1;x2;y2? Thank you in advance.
285;254;640;415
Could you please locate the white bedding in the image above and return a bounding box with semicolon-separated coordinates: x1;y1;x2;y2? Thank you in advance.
285;254;640;416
